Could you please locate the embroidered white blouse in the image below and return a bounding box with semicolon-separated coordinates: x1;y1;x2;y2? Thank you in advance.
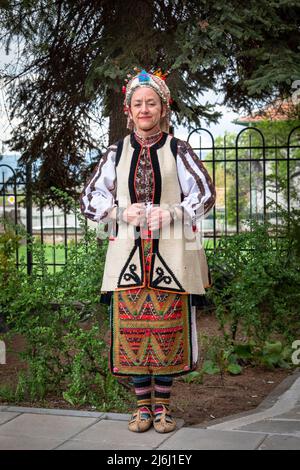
80;132;216;228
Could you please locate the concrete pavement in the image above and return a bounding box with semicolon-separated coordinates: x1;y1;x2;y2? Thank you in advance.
0;369;299;450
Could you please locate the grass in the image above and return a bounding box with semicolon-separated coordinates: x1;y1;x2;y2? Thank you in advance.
14;243;87;273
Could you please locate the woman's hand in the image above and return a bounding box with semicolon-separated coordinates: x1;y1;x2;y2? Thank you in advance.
147;206;171;231
122;203;146;226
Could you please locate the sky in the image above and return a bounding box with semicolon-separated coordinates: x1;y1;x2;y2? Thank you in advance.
0;46;245;156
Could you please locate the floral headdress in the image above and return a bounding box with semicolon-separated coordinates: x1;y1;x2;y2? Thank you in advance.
122;67;172;133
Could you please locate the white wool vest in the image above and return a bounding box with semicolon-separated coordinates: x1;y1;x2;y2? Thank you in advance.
101;133;209;295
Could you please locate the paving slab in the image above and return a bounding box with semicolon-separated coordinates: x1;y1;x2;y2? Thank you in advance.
57;439;160;451
237;418;300;435
0;412;20;425
0;434;64;450
258;435;300;450
101;412;131;421
5;406;105;418
56;418;184;450
157;428;266;450
0;413;99;441
272;407;300;420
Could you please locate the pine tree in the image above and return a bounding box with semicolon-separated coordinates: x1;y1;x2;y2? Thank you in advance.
0;0;299;201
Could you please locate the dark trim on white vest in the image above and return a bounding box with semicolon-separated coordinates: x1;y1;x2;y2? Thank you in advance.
115;132;186;293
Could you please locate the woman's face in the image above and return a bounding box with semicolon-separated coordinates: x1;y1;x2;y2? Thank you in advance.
129;87;166;134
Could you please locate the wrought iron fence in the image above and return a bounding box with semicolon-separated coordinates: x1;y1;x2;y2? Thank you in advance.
0;162;83;274
1;125;300;273
187;125;300;250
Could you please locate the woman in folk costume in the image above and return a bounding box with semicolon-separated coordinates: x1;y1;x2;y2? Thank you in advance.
80;68;216;433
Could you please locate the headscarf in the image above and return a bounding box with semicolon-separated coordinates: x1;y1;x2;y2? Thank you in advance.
123;69;172;133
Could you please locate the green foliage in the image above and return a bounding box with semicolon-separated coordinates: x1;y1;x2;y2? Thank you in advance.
257;341;292;369
181;201;300;385
183;335;293;385
183;334;243;385
0;216;25;275
0;217;27;331
206;207;300;346
0;214;131;412
5;305;130;411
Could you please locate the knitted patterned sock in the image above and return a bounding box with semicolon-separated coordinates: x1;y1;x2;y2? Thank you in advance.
154;376;173;413
132;375;152;417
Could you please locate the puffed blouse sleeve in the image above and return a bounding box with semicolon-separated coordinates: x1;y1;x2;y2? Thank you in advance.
173;139;216;226
80;143;118;223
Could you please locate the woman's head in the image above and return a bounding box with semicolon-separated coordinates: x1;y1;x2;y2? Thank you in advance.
123;69;171;133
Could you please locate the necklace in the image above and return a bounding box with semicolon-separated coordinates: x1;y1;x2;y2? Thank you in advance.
134;129;162;146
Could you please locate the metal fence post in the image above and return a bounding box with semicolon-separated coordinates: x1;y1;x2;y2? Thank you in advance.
26;162;33;275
